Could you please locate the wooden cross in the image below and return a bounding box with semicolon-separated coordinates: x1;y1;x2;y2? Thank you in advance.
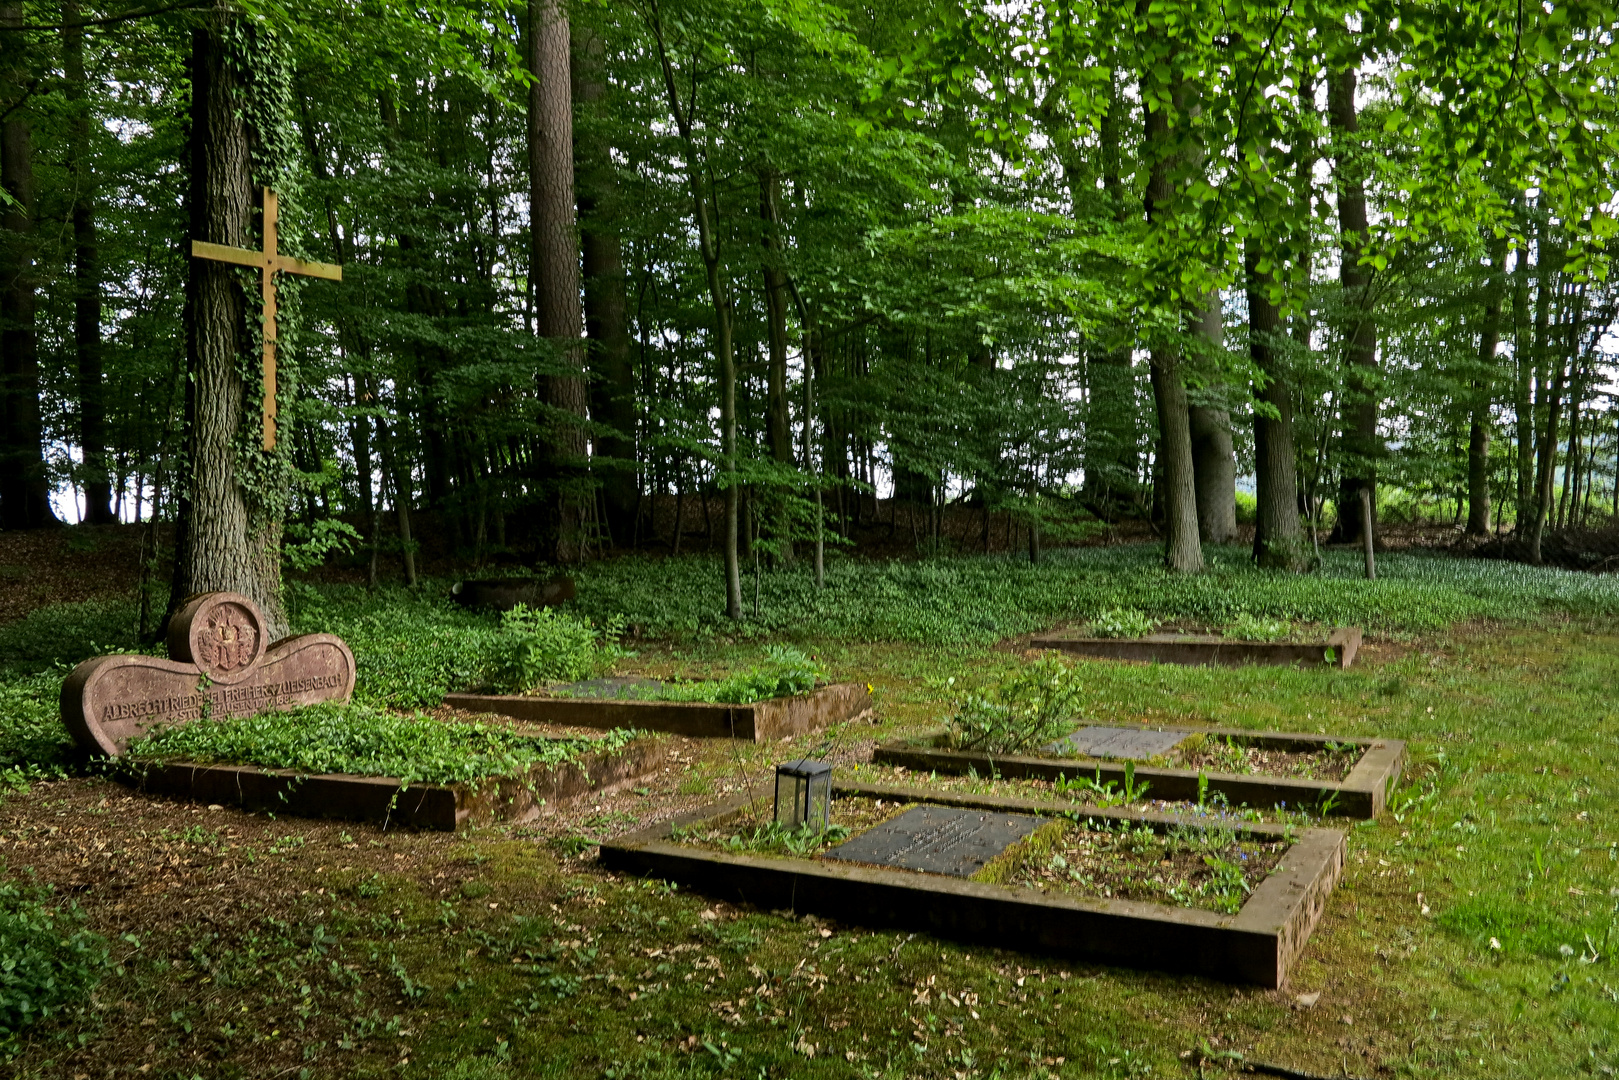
190;188;342;451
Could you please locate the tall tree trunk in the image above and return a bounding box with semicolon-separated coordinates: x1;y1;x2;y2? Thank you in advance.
1083;66;1139;511
529;0;588;563
169;4;286;636
0;3;57;529
1512;235;1533;531
63;1;114;525
1327;67;1380;544
571;23;637;545
648;5;742;616
1531;280;1576;564
1249;242;1307;568
1466;236;1508;534
1188;298;1237;543
1142;75;1202;572
759;172;794;563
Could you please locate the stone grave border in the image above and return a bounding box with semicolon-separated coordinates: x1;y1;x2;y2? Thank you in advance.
443;682;871;741
600;780;1345;988
120;735;664;831
872;723;1405;819
1028;626;1363;669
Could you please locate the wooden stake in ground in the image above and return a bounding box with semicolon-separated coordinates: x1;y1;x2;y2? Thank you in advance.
191;187;341;452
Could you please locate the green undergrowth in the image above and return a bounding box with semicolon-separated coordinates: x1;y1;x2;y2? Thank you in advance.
570;543;1619;643
555;646;825;704
0;880;108;1053
118;702;641;788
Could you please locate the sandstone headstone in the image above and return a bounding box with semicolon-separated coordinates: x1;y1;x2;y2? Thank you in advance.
1043;726;1188;760
822;806;1041;877
60;591;356;757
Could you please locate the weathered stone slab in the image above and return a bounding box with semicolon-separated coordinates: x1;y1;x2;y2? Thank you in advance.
1043;726;1188;759
550;677;665;700
61;591;356;757
823;806;1041;877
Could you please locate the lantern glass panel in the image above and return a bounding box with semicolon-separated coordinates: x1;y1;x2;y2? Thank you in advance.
774;759;832;832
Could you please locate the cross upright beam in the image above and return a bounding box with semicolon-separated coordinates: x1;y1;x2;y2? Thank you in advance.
190;188;342;451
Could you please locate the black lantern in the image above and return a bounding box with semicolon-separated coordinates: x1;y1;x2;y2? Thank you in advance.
774;759;832;832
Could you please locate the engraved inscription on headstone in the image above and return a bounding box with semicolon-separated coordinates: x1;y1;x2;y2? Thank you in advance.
822;806;1042;877
1042;726;1189;760
60;591;356;757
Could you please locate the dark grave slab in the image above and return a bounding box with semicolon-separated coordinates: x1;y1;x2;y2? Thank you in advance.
61;591;356;756
550;677;665;700
1043;726;1188;759
823;805;1041;877
1029;626;1362;669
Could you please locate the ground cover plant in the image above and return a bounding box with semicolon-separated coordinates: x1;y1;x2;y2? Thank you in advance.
0;881;107;1054
118;703;641;791
975;818;1289;914
569;544;1619;644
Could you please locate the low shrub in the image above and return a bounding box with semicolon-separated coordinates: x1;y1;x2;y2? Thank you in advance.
0;882;107;1049
945;654;1083;754
484;603;622;693
1224;611;1292;642
1086;607;1155;638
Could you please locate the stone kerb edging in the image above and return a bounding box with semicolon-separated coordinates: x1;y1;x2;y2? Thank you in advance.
873;724;1406;819
1029;627;1363;669
121;735;664;831
599;781;1347;988
443;681;872;741
61;591;357;757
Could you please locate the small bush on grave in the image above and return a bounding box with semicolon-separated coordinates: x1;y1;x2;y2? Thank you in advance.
484;603;623;693
945;654;1083;754
0;882;108;1049
1224;611;1292;642
1086;607;1155;638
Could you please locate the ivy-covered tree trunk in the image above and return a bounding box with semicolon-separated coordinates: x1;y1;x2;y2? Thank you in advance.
169;3;286;637
529;0;588;563
0;2;57;530
1327;66;1381;546
571;22;637;546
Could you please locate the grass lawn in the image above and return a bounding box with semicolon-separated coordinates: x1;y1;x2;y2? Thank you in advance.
1;545;1616;1077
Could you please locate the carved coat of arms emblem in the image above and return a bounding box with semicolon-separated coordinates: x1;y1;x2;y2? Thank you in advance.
195;605;258;675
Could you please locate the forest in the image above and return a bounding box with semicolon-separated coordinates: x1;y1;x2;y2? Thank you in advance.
0;0;1615;619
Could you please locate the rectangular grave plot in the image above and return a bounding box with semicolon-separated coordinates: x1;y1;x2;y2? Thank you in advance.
1028;627;1362;669
601;782;1347;988
124;736;663;831
442;681;871;741
873;725;1406;820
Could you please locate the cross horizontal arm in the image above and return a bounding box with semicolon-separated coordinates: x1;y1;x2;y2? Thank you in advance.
272;254;342;281
191;239;267;268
